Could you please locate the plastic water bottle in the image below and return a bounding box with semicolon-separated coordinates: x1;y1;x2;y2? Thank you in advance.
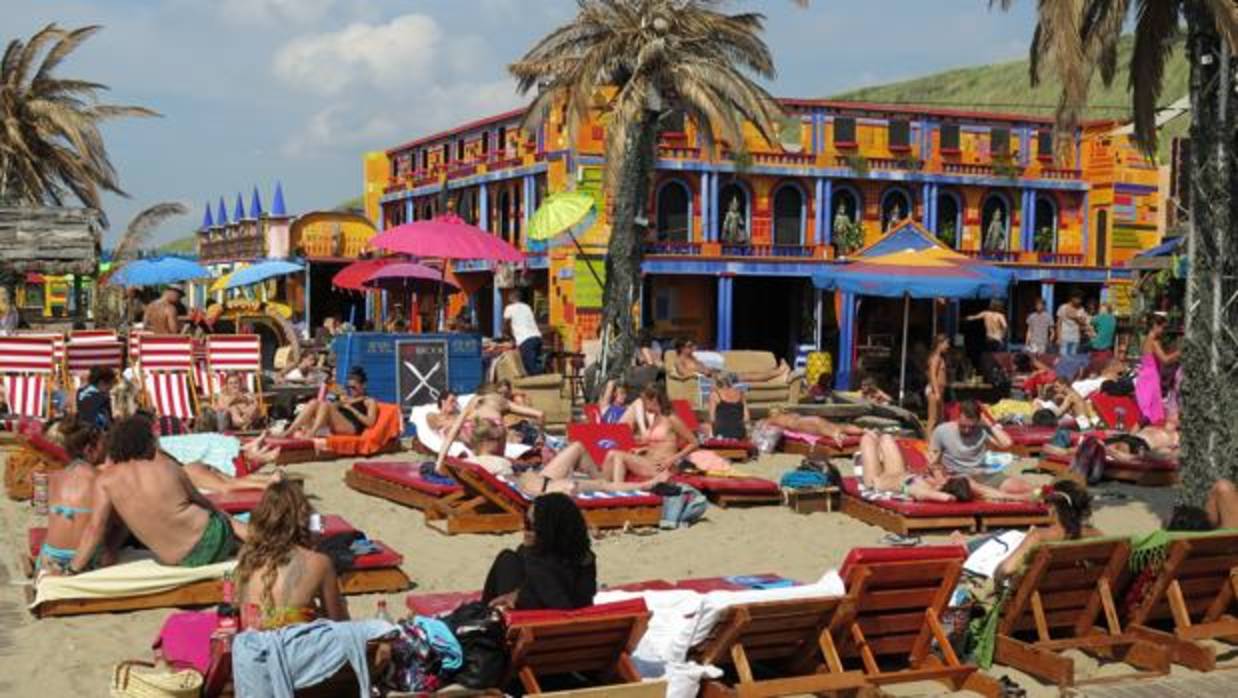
375;599;393;623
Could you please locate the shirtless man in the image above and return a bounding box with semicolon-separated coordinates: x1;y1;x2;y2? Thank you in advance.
670;339;789;382
65;415;247;573
1105;418;1181;463
965;300;1008;352
142;285;184;335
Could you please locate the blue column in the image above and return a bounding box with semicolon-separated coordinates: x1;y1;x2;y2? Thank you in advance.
1041;282;1055;311
835;292;856;390
478;184;489;232
700;172;711;242
492;283;503;337
821;179;833;245
303;265;312;337
1019;127;1032;167
377;201;385;232
1081;192;1090;263
522;175;534;228
716;276;734;350
814;178;826;245
921;183;932;227
709;172;720;241
928;184;938;232
1023;189;1038;251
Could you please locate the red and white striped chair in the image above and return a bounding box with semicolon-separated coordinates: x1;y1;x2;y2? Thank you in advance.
191;337;211;400
205;334;263;395
0;335;58;429
136;335;198;424
64;331;125;398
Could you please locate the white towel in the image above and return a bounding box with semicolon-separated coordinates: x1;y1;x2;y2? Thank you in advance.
408;395;532;460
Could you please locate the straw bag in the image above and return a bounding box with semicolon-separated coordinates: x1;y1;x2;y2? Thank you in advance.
110;661;202;698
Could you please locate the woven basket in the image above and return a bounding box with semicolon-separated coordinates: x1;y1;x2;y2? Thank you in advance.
4;445;64;501
110;661;202;698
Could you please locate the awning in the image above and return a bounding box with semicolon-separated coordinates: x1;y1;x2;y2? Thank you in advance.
1136;237;1184;258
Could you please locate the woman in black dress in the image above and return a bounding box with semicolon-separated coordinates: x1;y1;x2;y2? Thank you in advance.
482;493;597;610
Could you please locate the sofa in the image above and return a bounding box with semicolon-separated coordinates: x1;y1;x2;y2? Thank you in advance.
664;349;803;410
492;350;572;430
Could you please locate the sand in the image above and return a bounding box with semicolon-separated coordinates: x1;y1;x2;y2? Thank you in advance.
0;448;1209;697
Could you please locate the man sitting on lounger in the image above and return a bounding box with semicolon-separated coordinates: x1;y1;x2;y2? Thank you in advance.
927;400;1036;500
669;339;789;382
858;431;1027;503
62;414;248;574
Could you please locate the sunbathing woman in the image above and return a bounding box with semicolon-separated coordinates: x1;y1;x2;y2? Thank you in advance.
439;417;665;496
213;372;261;431
606;385;702;480
1104;417;1180;463
35;418;110;577
994;480;1097;586
857;431;1032;504
760;407;864;448
438;381;545;454
1035;378;1094;429
425;391;460;434
282;366;377;438
169;435;285;494
235;480;348;630
596;380;631;424
670;339;790;382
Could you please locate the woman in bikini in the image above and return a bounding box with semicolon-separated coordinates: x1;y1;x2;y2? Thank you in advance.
283;366;377;437
437;382;545;458
759;407;864;448
857;431;1024;503
426;391;460;434
442;417;665;496
708;373;749;439
605;385;699;480
35;418;110;576
925;333;949;432
235;480;348;630
213;372;260;431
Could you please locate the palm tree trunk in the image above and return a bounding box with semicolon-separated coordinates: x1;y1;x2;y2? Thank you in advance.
600;110;659;384
1179;1;1238;504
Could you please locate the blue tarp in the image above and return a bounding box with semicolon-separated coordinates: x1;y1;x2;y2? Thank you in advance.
810;268;1010;298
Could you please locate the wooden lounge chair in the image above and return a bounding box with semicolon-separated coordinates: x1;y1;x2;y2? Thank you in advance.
839;440;1049;534
836;546;997;696
505;599;650;694
672;399;755;461
994;538;1171;687
263;402;405;464
1124;531;1238;671
434;458;662;535
1036;450;1179;487
344;460;466;520
568;422;781;508
691;594;871;697
0;334;58;432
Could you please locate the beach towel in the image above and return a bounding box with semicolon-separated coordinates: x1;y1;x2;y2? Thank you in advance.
30;552;234;609
409;398;532;460
325;402;401;456
160;433;243;477
231;619;395;698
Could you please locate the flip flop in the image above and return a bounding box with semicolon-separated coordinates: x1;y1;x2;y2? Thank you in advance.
882;533;921;547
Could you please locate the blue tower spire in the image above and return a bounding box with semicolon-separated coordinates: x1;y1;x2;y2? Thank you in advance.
271;182;287;217
234;193;246;221
201;202;214;230
249;186;264;218
217;197;228;225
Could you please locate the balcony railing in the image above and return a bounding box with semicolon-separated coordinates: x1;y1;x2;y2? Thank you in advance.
1040;167;1083;180
1035;251;1086;265
298;229;371;259
959;249;1085;266
200;234;264;262
644;240;827;259
658;144;702;159
943;162;996;176
960;249;1022;263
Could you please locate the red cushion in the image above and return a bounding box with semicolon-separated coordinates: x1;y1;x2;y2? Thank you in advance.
671;400;701;431
321;514;356;537
609;579;674;592
506;598;648;626
349;540;403;569
1090;393;1142;431
352;461;462;496
405;590;481;616
27;433;70;464
1004;425;1059;446
29;526;47;559
567;423;637;466
206;489;264;514
841;477;1048;517
459;460;662;509
700;437;754;452
582;404;602;424
1109;455;1179;472
839;545;966;580
897;440;929;472
262;436;316;450
673;474;779;495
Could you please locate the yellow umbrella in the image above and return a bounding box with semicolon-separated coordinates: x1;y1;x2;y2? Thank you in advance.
527;191;595;241
209;270;236;293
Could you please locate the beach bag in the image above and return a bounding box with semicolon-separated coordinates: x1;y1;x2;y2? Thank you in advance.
152;611;219;674
752;424;783;455
659;484;708;529
385;616;464;693
1072;436;1107;485
442;601;508;689
110;660;202;698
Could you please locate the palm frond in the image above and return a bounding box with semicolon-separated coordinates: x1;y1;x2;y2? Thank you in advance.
112;202;188;263
1129;0;1179;155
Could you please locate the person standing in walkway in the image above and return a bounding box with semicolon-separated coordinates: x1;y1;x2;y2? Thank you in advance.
1024;297;1053;354
1055;291;1087;355
965;300;1008;353
1088;302;1117;357
142;285;184;335
504;288;543;376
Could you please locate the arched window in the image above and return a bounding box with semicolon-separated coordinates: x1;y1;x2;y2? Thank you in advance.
880;187;912;231
830;186;862;239
772;183;805;246
718;180;750;243
980;192;1012;252
656;179;692;242
1033;194;1058;253
935;190;962;249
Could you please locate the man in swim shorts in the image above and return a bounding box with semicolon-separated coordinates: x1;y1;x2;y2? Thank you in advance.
65;414;247;574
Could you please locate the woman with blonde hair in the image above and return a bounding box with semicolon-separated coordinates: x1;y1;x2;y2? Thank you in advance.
234;480;348;630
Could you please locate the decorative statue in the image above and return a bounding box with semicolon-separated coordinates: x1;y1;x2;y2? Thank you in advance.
885;203;902;231
984;209;1006;251
833;203;861;255
722;195;746;243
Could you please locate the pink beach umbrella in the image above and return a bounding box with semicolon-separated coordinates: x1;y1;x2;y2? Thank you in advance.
332;258;400;291
361;262;461;294
370;214;525;329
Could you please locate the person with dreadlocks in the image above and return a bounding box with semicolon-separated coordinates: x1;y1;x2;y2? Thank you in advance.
994;480;1096;586
235;480;348;630
482;493;597;611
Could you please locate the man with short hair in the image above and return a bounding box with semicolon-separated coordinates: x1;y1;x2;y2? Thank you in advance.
1056;291;1087;356
142;285;184;335
1089;302;1117;353
64;415;246;574
1024;297;1053;354
927;400;1035;499
76;366;116;430
503;288;543;375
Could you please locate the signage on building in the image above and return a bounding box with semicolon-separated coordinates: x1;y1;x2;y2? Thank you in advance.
396;338;450;412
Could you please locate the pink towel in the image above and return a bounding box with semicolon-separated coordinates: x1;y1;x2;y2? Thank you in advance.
153;610;219;673
783;429;822;445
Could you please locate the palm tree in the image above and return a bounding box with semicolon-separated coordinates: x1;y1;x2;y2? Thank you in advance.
93;202;188;325
510;0;786;381
1006;0;1238;501
0;24;158;223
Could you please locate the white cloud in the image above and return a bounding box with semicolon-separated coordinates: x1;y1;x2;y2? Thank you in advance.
219;0;336;24
273;14;443;95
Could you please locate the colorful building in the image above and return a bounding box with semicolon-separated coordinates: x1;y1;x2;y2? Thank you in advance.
366;98;1163;387
195;183;379;331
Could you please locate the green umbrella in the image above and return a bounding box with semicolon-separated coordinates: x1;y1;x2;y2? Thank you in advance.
527;191;603;289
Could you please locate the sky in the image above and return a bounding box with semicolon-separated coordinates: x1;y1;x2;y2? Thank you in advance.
7;0;1042;246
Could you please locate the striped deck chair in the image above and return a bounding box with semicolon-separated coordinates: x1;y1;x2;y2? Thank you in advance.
64;331;125;402
205;334;263;399
137;335;198;426
0;335;58;429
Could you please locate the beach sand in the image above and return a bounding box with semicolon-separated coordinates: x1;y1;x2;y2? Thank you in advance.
0;448;1208;697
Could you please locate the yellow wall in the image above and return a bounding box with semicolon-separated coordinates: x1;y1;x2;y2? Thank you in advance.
363;152;387;226
290;212;377;259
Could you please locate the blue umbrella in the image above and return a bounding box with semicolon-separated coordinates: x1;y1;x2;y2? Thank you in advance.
109;256;209;287
223;259;304;289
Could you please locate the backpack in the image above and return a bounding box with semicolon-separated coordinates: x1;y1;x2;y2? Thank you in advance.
441;601;508;689
659;484;708;529
1071;436;1107;485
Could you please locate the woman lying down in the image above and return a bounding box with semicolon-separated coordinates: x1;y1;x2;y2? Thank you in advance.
435;417;669;497
857;431;1033;503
